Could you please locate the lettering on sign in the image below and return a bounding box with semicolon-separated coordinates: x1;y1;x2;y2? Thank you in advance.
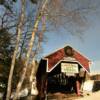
61;63;79;74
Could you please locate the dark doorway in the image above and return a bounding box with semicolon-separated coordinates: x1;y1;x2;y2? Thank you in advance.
47;73;77;94
47;62;77;94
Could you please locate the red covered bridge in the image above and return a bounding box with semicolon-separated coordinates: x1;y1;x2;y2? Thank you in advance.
36;45;91;99
45;46;90;72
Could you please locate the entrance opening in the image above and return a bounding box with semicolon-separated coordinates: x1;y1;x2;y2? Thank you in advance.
47;73;77;93
47;61;80;94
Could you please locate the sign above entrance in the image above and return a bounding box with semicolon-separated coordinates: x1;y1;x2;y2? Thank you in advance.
61;63;79;74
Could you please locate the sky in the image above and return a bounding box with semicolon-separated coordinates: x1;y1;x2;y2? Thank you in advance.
41;1;100;73
0;0;100;73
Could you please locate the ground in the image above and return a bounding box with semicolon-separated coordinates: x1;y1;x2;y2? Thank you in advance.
47;91;100;100
75;91;100;100
47;92;78;100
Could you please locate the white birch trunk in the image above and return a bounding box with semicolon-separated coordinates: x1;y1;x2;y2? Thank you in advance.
13;0;48;99
6;0;25;100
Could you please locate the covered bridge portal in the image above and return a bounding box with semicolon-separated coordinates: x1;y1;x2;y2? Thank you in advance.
36;46;91;98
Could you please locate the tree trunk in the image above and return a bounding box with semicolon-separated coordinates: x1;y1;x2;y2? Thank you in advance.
13;29;37;100
13;0;48;99
6;0;26;100
30;60;38;97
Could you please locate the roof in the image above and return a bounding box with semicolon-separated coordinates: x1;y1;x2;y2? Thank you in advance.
44;46;91;72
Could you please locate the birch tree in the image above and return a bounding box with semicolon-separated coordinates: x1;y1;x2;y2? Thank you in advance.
13;0;48;99
6;0;26;100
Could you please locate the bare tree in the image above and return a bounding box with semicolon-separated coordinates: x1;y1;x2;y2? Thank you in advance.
13;0;48;99
6;0;26;100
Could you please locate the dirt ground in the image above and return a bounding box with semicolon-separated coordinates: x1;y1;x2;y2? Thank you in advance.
47;91;100;100
75;91;100;100
47;92;80;100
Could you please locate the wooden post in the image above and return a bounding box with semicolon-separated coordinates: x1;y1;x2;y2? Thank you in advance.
76;81;81;96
